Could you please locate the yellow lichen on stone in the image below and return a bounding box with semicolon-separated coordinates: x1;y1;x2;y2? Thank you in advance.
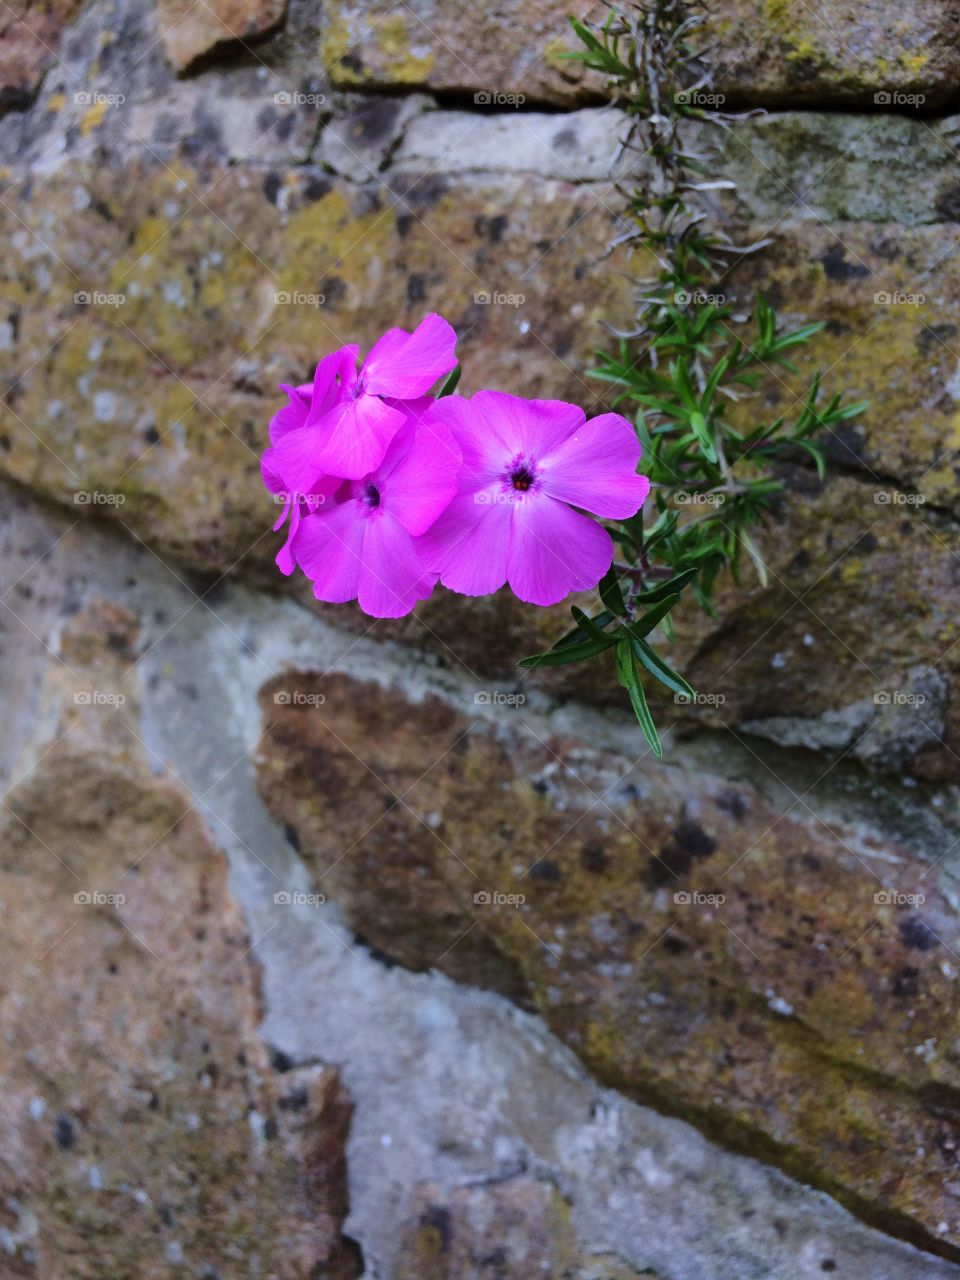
369;14;434;83
319;3;434;85
319;8;359;83
898;49;929;77
80;99;108;136
278;186;395;312
786;39;823;65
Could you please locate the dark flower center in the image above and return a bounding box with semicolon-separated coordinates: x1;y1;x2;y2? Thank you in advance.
363;483;381;509
350;376;367;400
511;465;536;491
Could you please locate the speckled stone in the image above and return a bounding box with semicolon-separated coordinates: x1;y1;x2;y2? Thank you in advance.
256;667;960;1263
0;598;361;1278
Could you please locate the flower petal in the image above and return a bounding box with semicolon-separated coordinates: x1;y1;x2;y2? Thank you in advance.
268;383;311;445
428;394;508;488
302;395;407;481
420;489;513;597
275;498;302;576
375;407;462;536
271;423;332;496
293;502;365;603
507;496;613;606
305;345;360;426
363;313;458;399
358;512;437;618
540;412;651;518
261;446;285;497
363;327;411;370
470;390;583;459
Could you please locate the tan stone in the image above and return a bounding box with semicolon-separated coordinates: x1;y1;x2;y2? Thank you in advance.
0;0;84;109
705;0;960;108
395;1180;649;1280
0;599;360;1278
320;0;604;107
256;670;960;1261
157;0;287;71
0;157;632;572
318;0;960;110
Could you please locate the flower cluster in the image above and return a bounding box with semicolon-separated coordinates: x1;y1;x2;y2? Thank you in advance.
261;314;651;618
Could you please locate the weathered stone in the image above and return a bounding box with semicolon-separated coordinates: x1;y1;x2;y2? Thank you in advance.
395;1180;648;1280
393;104;628;181
0;597;361;1277
646;469;960;782
6;134;960;780
0;0;84;110
714;112;960;227
0;156;632;571
722;224;960;515
318;0;960;110
320;0;601;107
157;0;287;71
6;489;960;1279
317;93;435;181
256;669;960;1260
705;0;960;108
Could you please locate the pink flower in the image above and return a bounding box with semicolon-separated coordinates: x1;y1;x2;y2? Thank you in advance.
274;314;457;484
293;405;461;618
420;391;650;606
261;363;346;575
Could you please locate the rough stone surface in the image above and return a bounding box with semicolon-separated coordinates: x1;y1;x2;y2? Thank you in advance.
4;489;960;1280
393;1180;648;1280
157;0;287;70
6;94;960;781
318;0;960;110
704;0;960;108
0;591;361;1277
319;0;602;106
7;0;960;1270
0;0;84;109
0;156;630;573
256;667;960;1260
714;112;960;227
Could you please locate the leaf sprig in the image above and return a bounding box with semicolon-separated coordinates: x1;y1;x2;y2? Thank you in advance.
525;1;867;756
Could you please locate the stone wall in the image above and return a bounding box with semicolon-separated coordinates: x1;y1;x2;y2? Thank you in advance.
4;0;960;1275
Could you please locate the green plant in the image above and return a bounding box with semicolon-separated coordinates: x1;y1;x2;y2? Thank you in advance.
522;0;866;757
